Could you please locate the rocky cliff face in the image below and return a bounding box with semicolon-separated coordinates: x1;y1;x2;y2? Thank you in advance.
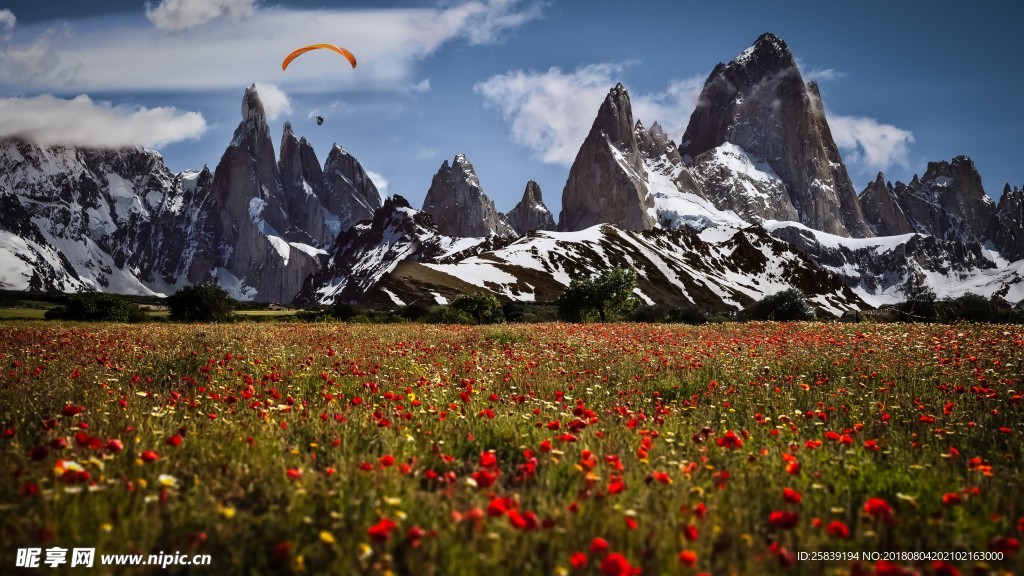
0;136;203;294
994;184;1024;261
278;122;331;246
505;180;556;234
298;195;465;305
679;33;871;237
0;84;385;303
858;172;914;237
559;83;656;232
421;154;516;238
890;156;997;245
185;85;322;303
321;144;382;237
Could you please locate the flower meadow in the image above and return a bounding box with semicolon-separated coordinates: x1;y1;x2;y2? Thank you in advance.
1;321;1022;575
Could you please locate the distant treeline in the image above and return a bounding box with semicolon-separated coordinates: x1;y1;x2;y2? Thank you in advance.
3;280;1022;325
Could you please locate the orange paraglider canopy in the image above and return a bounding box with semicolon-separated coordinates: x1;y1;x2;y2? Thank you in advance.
281;44;357;71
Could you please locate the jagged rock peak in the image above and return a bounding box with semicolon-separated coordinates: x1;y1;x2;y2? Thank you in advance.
559;83;655;232
679;32;871;237
859;170;912;237
506;180;556;235
421;154;515;238
523;180;543;203
594;82;635;150
732;32;793;68
387;194;412;210
241;84;266;121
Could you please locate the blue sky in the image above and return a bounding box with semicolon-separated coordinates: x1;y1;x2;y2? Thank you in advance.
2;0;1022;217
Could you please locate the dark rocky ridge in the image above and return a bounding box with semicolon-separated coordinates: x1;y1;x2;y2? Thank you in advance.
421;154;515;238
506;180;556;235
679;33;871;237
559;83;656;232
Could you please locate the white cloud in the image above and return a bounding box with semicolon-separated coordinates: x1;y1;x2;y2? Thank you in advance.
631;76;705;141
365;170;389;197
0;9;15;33
829;114;915;173
1;1;541;93
805;68;846;82
475;64;623;165
411;78;431;93
0;24;73;83
476;64;703;166
252;83;290;120
145;0;257;32
0;94;207;149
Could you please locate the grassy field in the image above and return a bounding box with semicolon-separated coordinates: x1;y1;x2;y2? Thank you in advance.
0;321;1021;575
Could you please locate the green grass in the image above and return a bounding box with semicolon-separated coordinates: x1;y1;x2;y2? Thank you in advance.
0;308;48;320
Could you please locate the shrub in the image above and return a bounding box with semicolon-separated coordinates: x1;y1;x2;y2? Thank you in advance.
451;292;503;324
330;301;357;321
665;304;709;325
167;285;235;322
50;292;147;322
897;272;937;322
423;306;474;324
738;289;815;322
558;267;638;323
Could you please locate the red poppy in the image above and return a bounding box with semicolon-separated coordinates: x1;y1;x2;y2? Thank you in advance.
717;430;743;449
782;487;802;504
569;552;588;570
607;476;626;495
624;516;637;530
479;451;498;468
367;517;397;542
941;492;961;506
600;553;637;576
62;405;84;417
827;520;849;539
683;525;698;541
140;450;159;463
166;434;182;447
379;454;395;468
768;510;799;529
589;537;609;555
406;525;426;548
106;439;123;452
473;469;498;488
863;497;895;524
678;550;698;567
286;467;302;480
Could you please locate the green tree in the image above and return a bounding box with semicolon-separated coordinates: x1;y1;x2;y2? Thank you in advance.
50;292;147;322
558;267;638;323
167;285;235;322
451;292;503;324
898;272;937;322
738;288;815;322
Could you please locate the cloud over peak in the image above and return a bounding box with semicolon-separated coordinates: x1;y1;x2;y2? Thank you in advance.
0;94;207;149
475;64;702;166
829;114;915;175
145;0;258;32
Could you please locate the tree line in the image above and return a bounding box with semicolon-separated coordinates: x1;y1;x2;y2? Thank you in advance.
21;267;1024;324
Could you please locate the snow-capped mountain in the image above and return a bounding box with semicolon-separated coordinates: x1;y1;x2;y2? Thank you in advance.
679;32;871;238
0;85;381;302
4;33;1024;312
297;197;864;316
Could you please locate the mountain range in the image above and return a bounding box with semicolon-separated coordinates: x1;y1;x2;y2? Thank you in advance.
3;33;1023;313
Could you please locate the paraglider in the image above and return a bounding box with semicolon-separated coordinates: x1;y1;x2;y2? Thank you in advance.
281;44;357;71
316;116;324;126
